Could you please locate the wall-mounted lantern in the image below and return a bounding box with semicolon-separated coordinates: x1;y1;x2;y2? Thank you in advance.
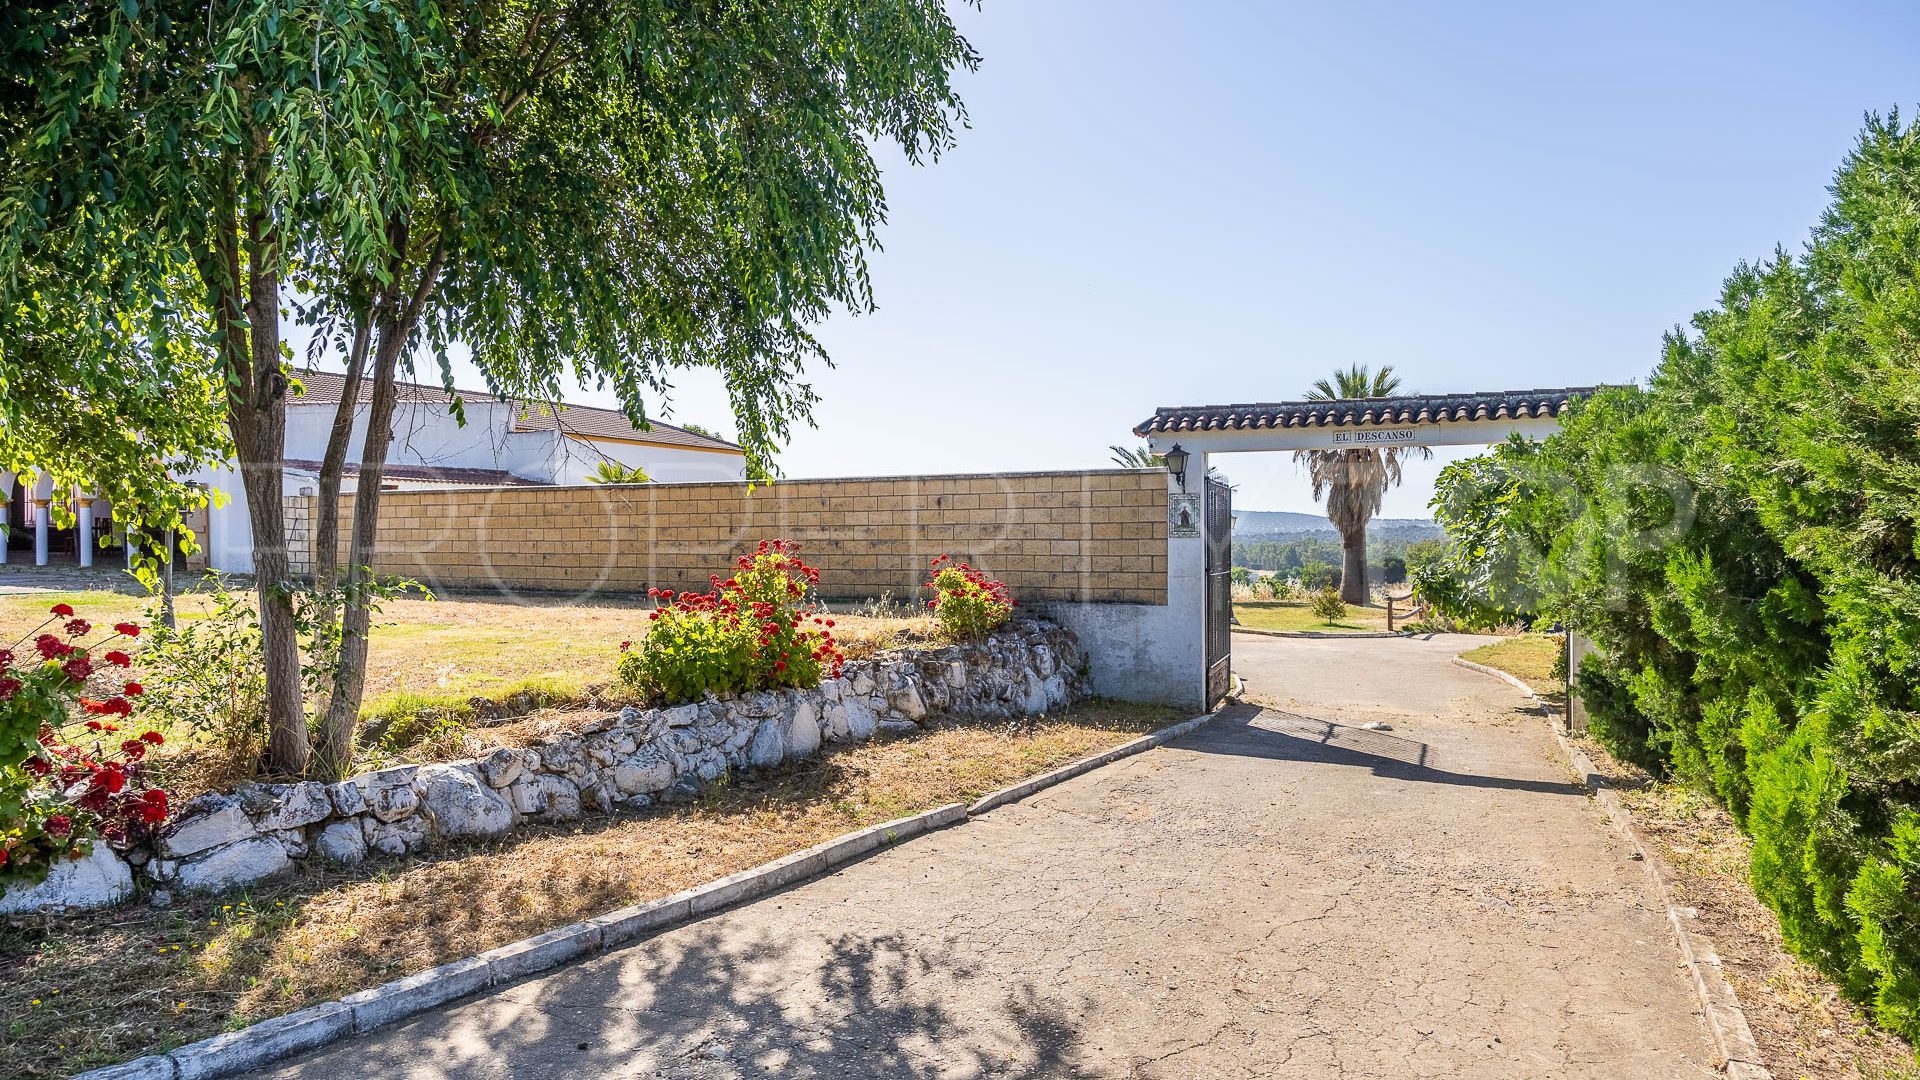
1162;443;1190;491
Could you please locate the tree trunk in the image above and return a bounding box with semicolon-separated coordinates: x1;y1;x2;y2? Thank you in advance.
314;315;373;596
313;317;405;775
1340;527;1369;606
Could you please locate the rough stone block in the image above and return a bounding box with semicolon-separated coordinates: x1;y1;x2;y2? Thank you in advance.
477;747;525;789
417;764;514;839
0;846;134;914
360;766;419;823
612;748;674;796
254;782;332;832
174;837;291;893
746;716;787;768
326;780;367;817
69;1055;177;1080
160;799;255;858
787;699;822;758
314;821;367;866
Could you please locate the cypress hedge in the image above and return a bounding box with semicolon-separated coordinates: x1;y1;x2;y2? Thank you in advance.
1414;113;1920;1044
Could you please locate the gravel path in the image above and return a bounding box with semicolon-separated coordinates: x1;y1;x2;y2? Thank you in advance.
247;633;1717;1079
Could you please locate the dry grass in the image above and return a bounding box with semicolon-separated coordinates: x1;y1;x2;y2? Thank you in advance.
1458;633;1564;698
1570;738;1919;1080
1232;599;1396;633
0;699;1184;1078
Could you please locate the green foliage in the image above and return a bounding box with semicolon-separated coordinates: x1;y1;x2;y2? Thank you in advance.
1109;444;1163;469
1309;586;1348;625
135;578;270;771
1229;566;1253;587
1426;114;1920;1042
587;461;653;485
1292;365;1434;602
616;541;844;704
925;555;1015;641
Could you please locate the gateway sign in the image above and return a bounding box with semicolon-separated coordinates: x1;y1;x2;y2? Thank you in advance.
1331;428;1420;446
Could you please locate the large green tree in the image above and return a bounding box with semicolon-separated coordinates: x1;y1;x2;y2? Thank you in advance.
1295;364;1430;604
3;0;978;775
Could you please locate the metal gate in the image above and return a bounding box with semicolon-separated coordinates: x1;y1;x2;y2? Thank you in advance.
1204;475;1233;708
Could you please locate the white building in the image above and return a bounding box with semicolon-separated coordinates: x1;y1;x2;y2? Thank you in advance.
3;370;747;574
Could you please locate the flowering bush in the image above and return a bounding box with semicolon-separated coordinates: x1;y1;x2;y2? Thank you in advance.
925;555;1014;641
1;603;170;890
617;540;846;703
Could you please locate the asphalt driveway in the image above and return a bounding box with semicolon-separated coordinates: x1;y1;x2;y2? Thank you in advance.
247;632;1717;1079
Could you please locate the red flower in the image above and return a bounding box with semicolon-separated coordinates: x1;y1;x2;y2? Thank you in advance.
44;814;72;839
140;730;165;746
114;622;141;638
0;676;19;701
65;618;92;638
35;633;69;659
0;648;11;668
50;602;74;617
85;719;104;731
124;681;144;697
23;755;50;776
139;789;169;824
92;765;126;794
121;738;147;758
104;650;132;668
61;656;94;681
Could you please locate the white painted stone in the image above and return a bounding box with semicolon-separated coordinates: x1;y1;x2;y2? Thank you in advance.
255;782;332;831
362;816;428;857
360;766;420;823
314;821;367;865
747;716;787;768
160;800;256;858
417;764;515;839
533;773;582;819
659;703;701;728
844;697;877;740
0;846;134;913
327;780;368;816
477;747;526;789
888;682;928;720
787;699;822;758
612;749;675;796
175;837;291;892
268;828;310;858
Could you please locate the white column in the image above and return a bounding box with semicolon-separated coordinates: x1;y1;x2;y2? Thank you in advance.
0;469;11;566
32;498;49;566
75;486;95;568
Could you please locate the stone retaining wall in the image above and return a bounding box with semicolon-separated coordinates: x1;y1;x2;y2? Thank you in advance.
0;621;1085;913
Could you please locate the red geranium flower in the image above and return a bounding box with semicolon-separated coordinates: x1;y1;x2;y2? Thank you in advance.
0;676;19;701
124;681;144;697
140;730;165;745
50;602;74;617
65;618;92;637
61;656;94;681
104;650;132;668
44;814;72;839
114;622;141;638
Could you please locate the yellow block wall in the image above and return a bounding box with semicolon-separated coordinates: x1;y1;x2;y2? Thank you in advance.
286;470;1169;605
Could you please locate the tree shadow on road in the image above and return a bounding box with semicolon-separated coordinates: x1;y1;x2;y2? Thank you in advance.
262;922;1101;1080
1178;706;1586;798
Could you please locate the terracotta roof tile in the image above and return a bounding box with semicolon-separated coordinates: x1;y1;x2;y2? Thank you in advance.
1133;387;1597;437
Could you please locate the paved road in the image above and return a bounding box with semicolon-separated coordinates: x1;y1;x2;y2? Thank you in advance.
250;633;1716;1079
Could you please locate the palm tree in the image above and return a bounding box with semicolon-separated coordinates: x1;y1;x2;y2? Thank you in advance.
1294;364;1430;605
1108;444;1164;468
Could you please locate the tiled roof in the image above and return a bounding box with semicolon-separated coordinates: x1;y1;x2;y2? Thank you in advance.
282;460;547;488
293;370;744;453
1133;387;1596;437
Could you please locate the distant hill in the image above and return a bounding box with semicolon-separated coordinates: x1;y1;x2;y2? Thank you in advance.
1234;510;1443;541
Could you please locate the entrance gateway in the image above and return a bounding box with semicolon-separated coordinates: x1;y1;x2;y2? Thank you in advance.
1134;387;1593;709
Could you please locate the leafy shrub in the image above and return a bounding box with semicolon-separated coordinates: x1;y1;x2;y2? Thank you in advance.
617;540;845;703
1;602;170;890
924;555;1014;640
135;576;269;770
1421;114;1920;1041
1309;586;1347;625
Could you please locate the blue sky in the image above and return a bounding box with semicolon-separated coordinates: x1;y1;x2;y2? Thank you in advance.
383;1;1920;517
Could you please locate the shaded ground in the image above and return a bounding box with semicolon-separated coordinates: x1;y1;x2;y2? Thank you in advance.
0;703;1178;1078
246;633;1719;1079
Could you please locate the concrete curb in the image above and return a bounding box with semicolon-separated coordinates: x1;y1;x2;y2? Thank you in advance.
967;710;1218;817
72;803;969;1080
1449;655;1539;697
1452;652;1772;1079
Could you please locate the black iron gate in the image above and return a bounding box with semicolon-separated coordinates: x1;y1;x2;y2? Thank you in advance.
1204;475;1232;708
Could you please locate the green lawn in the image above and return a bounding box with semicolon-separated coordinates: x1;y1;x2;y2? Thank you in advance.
1232;599;1396;634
